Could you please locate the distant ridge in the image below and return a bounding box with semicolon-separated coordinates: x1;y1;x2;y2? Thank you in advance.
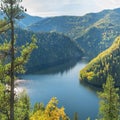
16;13;42;28
0;11;42;28
1;8;120;73
23;8;120;59
5;8;119;60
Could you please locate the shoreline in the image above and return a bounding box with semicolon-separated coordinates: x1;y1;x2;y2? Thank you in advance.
14;79;28;94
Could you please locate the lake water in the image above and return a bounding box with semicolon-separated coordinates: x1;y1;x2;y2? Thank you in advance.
19;59;99;120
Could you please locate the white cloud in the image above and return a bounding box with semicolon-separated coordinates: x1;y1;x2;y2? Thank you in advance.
22;0;120;17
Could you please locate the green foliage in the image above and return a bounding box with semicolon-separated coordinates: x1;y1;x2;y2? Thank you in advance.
80;36;120;86
15;90;30;120
0;88;30;120
0;34;37;118
1;0;25;119
0;7;37;118
0;34;37;80
0;83;10;120
98;75;120;120
0;20;10;33
14;34;38;74
33;102;45;113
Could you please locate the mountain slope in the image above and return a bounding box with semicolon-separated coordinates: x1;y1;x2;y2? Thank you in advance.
2;8;120;61
76;27;102;58
80;36;120;87
27;32;83;73
27;8;120;58
76;8;120;58
16;13;42;28
0;12;42;28
12;29;83;73
27;12;106;39
0;28;83;73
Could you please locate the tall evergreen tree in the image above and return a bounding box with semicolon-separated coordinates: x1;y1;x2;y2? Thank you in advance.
0;35;37;119
0;1;24;119
98;74;120;120
0;1;37;120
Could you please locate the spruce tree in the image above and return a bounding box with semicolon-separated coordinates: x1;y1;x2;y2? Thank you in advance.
98;74;120;120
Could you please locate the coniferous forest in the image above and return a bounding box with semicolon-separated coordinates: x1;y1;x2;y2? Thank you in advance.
80;36;120;87
0;0;120;120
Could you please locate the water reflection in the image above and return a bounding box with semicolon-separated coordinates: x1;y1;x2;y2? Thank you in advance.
20;58;99;120
80;80;102;94
35;58;82;75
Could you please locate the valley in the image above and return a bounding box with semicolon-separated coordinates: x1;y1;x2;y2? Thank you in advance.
0;5;120;119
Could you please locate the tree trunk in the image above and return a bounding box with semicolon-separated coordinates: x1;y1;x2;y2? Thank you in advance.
10;19;15;120
10;1;15;119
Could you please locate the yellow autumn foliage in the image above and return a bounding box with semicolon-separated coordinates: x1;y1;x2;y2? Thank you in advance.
30;97;69;120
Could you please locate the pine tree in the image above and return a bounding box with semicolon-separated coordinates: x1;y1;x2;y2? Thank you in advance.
0;1;24;119
0;1;37;120
98;74;120;120
0;20;10;33
0;35;37;119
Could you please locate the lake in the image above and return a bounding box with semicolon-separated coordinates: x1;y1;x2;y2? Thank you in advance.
19;59;99;120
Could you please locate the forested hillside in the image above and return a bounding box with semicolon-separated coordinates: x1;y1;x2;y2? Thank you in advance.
0;11;42;28
0;28;83;73
26;8;120;58
80;36;120;87
2;8;120;73
76;8;120;58
25;31;83;73
27;14;102;39
27;33;83;73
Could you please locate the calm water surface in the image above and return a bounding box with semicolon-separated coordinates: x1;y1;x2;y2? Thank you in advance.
20;60;99;120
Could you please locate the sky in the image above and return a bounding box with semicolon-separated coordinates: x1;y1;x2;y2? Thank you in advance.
22;0;120;17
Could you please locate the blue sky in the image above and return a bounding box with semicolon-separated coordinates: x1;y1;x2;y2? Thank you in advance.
22;0;120;17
